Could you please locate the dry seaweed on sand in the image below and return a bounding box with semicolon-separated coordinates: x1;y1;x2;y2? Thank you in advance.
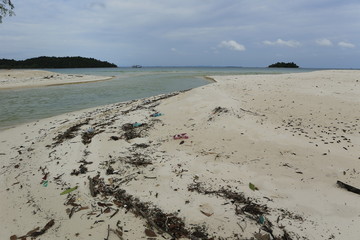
89;176;213;239
13;219;55;239
110;135;120;141
121;92;180;115
121;123;151;140
188;182;298;239
212;106;229;115
188;182;268;215
52;119;90;146
132;143;150;148
125;153;153;167
208;106;229;121
70;164;88;176
81;128;105;144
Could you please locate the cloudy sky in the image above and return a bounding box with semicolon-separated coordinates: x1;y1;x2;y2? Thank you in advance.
1;0;359;68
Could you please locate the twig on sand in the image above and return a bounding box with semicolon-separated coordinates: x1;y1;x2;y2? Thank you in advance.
239;107;265;117
110;209;119;219
237;221;246;232
53;173;64;180
104;224;110;240
110;228;124;240
337;180;360;195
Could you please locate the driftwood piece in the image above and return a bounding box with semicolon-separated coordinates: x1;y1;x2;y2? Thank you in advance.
88;176;96;197
337;180;360;195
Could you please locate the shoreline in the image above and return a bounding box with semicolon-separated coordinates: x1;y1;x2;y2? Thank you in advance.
1;70;359;239
202;76;217;82
0;69;114;90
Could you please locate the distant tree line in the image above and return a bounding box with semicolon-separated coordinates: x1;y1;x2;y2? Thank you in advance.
268;62;299;68
0;56;117;69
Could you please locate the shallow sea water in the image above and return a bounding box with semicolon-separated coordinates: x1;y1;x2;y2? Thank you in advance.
0;67;316;129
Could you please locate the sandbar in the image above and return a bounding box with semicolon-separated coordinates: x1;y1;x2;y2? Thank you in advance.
0;69;114;89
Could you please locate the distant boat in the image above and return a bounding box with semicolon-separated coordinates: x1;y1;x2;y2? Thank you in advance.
132;65;142;68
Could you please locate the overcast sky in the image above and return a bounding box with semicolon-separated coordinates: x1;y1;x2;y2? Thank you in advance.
1;0;360;68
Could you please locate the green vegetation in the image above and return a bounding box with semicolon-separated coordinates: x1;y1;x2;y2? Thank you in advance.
268;62;299;68
0;0;14;23
0;56;117;69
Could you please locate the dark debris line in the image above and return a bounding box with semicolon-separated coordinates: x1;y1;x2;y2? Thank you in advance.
42;92;301;239
51;92;181;146
188;182;295;240
52;118;91;146
89;176;214;240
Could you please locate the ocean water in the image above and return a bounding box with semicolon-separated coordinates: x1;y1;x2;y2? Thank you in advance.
0;67;316;130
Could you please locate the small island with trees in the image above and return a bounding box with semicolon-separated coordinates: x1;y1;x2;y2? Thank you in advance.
268;62;299;68
0;56;117;69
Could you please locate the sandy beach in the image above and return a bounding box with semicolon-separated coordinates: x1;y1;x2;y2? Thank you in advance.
1;70;359;239
0;69;114;89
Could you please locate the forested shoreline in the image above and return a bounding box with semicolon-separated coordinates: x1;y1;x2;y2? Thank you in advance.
0;56;117;69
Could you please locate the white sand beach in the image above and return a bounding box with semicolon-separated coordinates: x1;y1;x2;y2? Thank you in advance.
0;69;113;89
0;70;359;239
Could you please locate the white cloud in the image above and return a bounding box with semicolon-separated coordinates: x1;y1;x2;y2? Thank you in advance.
263;38;301;47
219;40;246;51
316;38;333;46
338;41;355;48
